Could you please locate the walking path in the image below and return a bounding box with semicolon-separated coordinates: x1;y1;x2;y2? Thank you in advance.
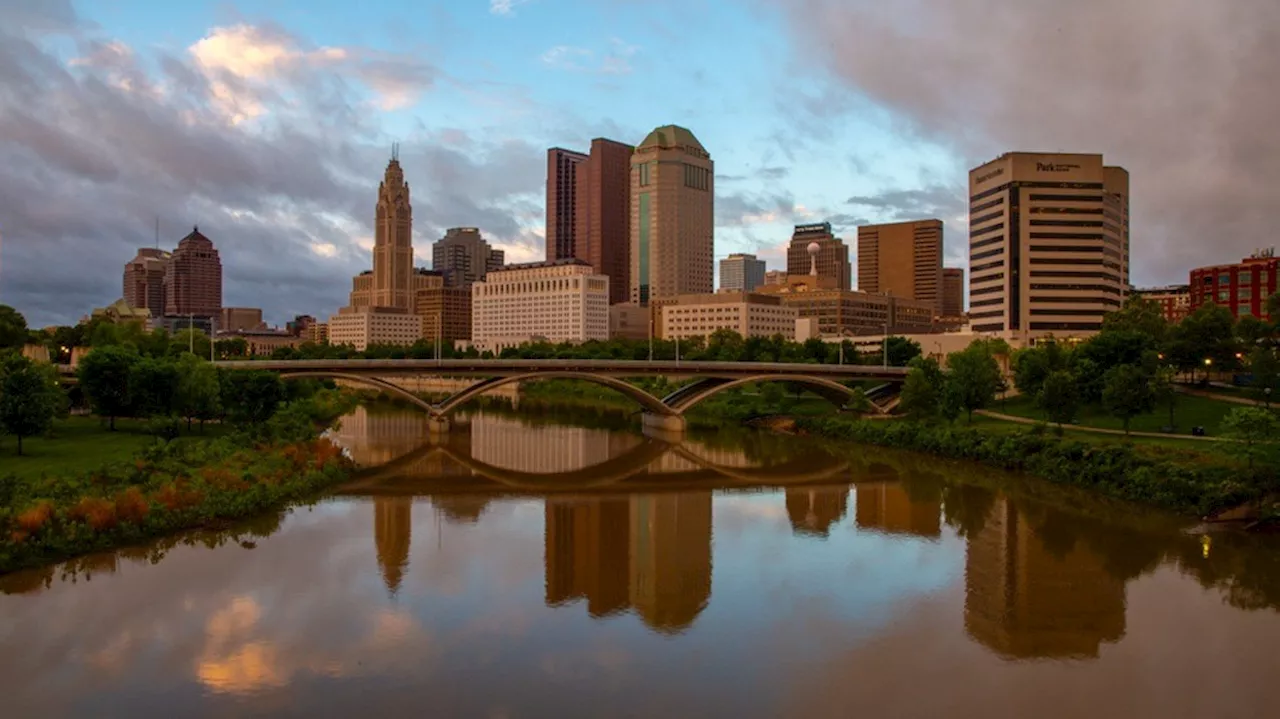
975;409;1236;442
1176;386;1266;407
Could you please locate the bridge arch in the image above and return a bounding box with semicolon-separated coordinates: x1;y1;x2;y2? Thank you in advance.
433;371;677;418
276;371;436;415
665;374;888;416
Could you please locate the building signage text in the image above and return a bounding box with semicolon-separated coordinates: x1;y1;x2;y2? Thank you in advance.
1036;162;1081;173
975;167;1005;184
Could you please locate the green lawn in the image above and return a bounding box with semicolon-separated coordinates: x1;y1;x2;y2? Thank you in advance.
0;416;232;481
966;414;1237;457
988;393;1241;437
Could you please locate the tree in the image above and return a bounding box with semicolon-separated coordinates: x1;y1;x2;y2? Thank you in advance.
1152;366;1180;429
1102;364;1156;435
885;336;922;367
221;370;286;424
1101;295;1168;342
175;353;222;431
1237;315;1269;348
1166;302;1238;377
1220;407;1280;469
0;355;62;455
1267;292;1280;321
168;329;211;359
1036;370;1078;428
1012;342;1068;397
77;345;140;430
946;342;1003;422
0;305;28;349
1248;347;1279;408
900;357;945;421
129;356;180;418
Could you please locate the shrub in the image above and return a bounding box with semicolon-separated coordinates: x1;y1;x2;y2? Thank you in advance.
15;502;53;533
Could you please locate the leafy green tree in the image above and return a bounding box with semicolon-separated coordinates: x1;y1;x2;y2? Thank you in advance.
77;345;141;430
1267;292;1280;321
1236;315;1269;348
0;355;63;455
1152;366;1180;429
1012;342;1068;397
1036;370;1078;428
946;342;1003;422
0;305;28;349
885;336;922;367
900;357;945;421
175;353;222;431
215;337;249;358
1101;295;1169;341
168;329;211;359
1102;364;1156;435
1248;347;1279;408
220;370;287;424
1220;407;1280;469
129;356;180;418
1166;302;1238;377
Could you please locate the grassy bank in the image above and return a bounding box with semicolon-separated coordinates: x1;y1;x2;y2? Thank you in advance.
0;389;359;574
991;392;1240;436
795;415;1273;517
0;417;234;481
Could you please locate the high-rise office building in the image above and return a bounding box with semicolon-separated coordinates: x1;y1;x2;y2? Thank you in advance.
163;227;222;317
413;268;472;342
942;268;965;319
123;248;170;318
471;259;609;353
575;139;633;304
432;227;505;287
857;219;943;312
629;125;714;306
719;253;766;292
967;152;1129;339
349;152;424;311
786;223;851;289
546;147;587;262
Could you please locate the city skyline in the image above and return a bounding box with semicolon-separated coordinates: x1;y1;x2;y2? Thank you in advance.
2;0;1277;328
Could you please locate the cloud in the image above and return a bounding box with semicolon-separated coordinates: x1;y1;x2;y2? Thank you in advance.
541;38;638;75
490;0;534;16
772;0;1280;285
846;186;970;267
0;12;541;327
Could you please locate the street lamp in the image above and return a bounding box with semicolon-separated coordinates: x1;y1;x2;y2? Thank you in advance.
882;323;890;368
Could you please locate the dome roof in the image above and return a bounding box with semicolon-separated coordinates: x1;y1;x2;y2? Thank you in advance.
637;125;705;152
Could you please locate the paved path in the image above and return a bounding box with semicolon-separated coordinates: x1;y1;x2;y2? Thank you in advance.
975;409;1236;442
1176;386;1266;407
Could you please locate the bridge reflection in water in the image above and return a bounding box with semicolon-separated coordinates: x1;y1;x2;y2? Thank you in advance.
325;406;1127;648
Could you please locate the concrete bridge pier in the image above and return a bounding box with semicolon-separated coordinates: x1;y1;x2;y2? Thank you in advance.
641;412;686;441
426;415;452;435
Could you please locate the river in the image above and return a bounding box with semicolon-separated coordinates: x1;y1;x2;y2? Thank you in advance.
2;403;1280;718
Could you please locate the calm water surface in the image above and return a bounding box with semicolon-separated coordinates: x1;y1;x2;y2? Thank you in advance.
3;404;1280;718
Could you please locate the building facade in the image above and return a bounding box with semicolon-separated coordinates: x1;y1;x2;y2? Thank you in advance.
786;223;851;289
755;274;935;335
942;267;965;319
123;248;171;318
546;147;588;262
413;269;472;342
218;307;264;332
216;329;301;356
327;306;422;351
471;259;610;352
857;219;943;313
609;303;651;341
1132;285;1192;323
660;292;798;340
372;153;415;310
163;227;222;317
629;125;714;306
967;152;1129;340
763;269;788;287
1189;250;1278;320
432;227;505;287
575;139;634;304
719;253;766;292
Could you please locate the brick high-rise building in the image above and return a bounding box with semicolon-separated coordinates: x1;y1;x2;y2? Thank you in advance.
1132;285;1191;323
163;227;222;317
629;125;714;306
123;248;170;318
857;219;943;313
432;227;504;287
967;152;1129;340
546;148;587;262
574;139;633;304
413;268;472;342
942;267;965;319
787;223;851;290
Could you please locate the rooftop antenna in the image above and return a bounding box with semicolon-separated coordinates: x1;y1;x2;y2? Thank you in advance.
392;142;399;161
154;216;159;249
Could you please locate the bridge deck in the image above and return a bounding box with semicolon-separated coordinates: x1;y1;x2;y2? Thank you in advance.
211;358;910;379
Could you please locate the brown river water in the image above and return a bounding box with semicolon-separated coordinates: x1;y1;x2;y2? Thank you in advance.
2;403;1279;718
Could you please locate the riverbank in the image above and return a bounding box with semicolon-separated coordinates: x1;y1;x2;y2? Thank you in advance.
0;389;359;574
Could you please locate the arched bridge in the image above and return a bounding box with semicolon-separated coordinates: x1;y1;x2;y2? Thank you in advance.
215;359;912;433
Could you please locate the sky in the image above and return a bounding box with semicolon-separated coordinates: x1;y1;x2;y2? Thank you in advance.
1;0;1277;328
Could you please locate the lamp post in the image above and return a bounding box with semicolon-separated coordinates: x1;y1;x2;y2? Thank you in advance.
882;323;889;369
189;313;194;355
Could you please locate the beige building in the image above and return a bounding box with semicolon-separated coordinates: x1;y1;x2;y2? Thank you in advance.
629;125;714;306
216;329;301;356
719;253;766;292
942;267;965;319
327;306;422;351
756;273;935;336
413;269;471;342
857;219;943;313
348;152;427;311
787;223;851;289
308;322;329;344
763;269;788;287
472;259;610;353
218;307;264;332
609;303;651;341
661;292;799;340
968;152;1130;341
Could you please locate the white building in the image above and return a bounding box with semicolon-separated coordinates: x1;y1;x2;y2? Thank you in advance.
471;259;610;353
327;306;422;351
661;292;799;340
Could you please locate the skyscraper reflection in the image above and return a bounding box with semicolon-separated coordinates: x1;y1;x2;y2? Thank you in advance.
854;482;942;538
544;493;713;633
963;496;1126;659
433;496;490;525
785;488;850;537
374;498;412;595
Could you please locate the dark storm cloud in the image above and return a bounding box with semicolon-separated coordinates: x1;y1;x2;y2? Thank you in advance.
0;11;543;327
846;186;969;265
774;0;1280;285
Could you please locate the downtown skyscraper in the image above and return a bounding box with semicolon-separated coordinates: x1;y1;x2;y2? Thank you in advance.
546;138;634;304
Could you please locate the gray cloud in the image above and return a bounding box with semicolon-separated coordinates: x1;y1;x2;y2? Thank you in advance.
774;0;1280;286
846;186;969;267
0;11;542;327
